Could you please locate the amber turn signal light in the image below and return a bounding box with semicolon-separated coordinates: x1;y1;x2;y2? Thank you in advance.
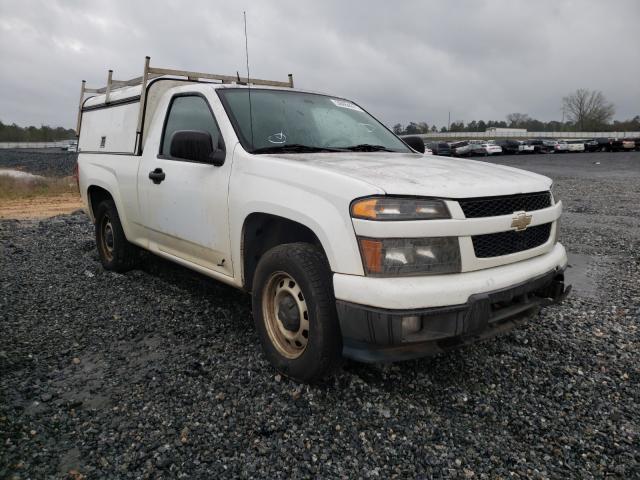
358;238;383;273
351;198;379;219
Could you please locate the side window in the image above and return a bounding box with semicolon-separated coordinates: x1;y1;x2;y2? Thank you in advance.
161;95;223;158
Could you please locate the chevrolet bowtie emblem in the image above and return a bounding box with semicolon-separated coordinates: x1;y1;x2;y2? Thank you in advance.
511;211;532;231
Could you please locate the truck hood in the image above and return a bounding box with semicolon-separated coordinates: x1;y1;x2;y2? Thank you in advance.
275;152;552;198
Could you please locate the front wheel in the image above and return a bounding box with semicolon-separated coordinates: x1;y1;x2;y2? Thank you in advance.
252;243;342;383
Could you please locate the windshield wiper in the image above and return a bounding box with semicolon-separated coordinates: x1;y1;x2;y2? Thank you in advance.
341;144;396;152
251;144;343;154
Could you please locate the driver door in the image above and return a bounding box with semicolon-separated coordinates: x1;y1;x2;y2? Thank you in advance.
138;93;233;277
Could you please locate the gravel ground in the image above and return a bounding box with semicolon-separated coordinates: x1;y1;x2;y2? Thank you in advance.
1;152;639;478
0;149;77;177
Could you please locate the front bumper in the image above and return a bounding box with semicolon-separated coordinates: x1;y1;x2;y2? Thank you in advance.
338;268;569;362
334;243;570;363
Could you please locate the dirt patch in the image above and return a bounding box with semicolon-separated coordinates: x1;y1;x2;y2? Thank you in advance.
0;193;84;219
0;172;77;200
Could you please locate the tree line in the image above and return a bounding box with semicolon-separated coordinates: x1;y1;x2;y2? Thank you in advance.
393;116;640;135
0;121;76;142
393;89;639;135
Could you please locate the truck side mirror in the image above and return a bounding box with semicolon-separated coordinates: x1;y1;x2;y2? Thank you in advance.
170;130;225;165
403;136;425;153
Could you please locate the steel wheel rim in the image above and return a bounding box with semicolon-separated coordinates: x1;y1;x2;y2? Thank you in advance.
262;271;309;359
99;215;114;262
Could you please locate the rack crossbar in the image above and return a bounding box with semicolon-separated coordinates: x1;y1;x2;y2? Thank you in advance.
147;66;293;88
76;56;294;154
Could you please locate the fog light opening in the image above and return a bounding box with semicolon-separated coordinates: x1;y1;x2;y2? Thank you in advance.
401;315;422;335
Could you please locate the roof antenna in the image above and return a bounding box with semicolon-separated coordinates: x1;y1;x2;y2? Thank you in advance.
244;11;254;150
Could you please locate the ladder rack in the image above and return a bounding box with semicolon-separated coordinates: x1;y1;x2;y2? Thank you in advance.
76;56;294;141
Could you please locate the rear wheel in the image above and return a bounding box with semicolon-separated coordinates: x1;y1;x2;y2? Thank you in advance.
95;199;139;272
252;243;342;383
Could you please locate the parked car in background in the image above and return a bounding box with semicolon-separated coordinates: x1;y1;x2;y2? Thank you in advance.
554;140;569;153
495;140;519;155
450;141;472;157
584;139;600;152
593;138;614;151
566;140;585;153
497;140;534;155
427;142;452;156
610;138;626;152
517;140;535;154
622;139;636;150
423;145;433;155
527;139;556;154
62;140;78;152
470;142;502;156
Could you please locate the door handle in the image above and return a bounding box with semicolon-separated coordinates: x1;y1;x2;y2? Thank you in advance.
149;168;166;184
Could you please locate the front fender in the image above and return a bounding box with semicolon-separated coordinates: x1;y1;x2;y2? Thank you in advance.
235;199;362;277
229;176;376;279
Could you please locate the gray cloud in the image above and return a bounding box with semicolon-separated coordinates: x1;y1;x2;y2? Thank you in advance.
0;0;638;129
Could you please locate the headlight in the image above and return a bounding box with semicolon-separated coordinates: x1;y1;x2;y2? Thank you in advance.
358;237;461;276
550;184;559;204
351;196;450;221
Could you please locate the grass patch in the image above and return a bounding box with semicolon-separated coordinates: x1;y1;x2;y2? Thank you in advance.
0;175;78;200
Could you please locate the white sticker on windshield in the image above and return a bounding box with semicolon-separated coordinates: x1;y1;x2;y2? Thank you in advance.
267;131;287;144
330;99;363;112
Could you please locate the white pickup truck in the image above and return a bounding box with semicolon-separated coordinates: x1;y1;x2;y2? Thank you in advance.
76;59;569;382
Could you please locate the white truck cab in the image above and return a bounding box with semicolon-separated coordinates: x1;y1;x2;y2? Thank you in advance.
76;58;569;382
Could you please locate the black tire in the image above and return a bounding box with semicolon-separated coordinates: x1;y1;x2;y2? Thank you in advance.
94;199;139;272
251;243;342;383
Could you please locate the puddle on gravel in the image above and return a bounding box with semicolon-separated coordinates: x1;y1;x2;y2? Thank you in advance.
39;334;170;415
565;252;613;299
58;447;82;475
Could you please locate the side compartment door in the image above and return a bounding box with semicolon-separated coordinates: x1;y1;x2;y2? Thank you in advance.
138;93;233;276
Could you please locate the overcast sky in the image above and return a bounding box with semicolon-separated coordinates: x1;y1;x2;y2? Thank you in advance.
1;0;638;129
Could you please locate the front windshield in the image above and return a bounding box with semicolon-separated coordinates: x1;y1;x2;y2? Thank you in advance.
217;88;410;154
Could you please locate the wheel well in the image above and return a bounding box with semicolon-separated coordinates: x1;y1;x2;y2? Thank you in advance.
242;213;326;291
87;185;113;220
